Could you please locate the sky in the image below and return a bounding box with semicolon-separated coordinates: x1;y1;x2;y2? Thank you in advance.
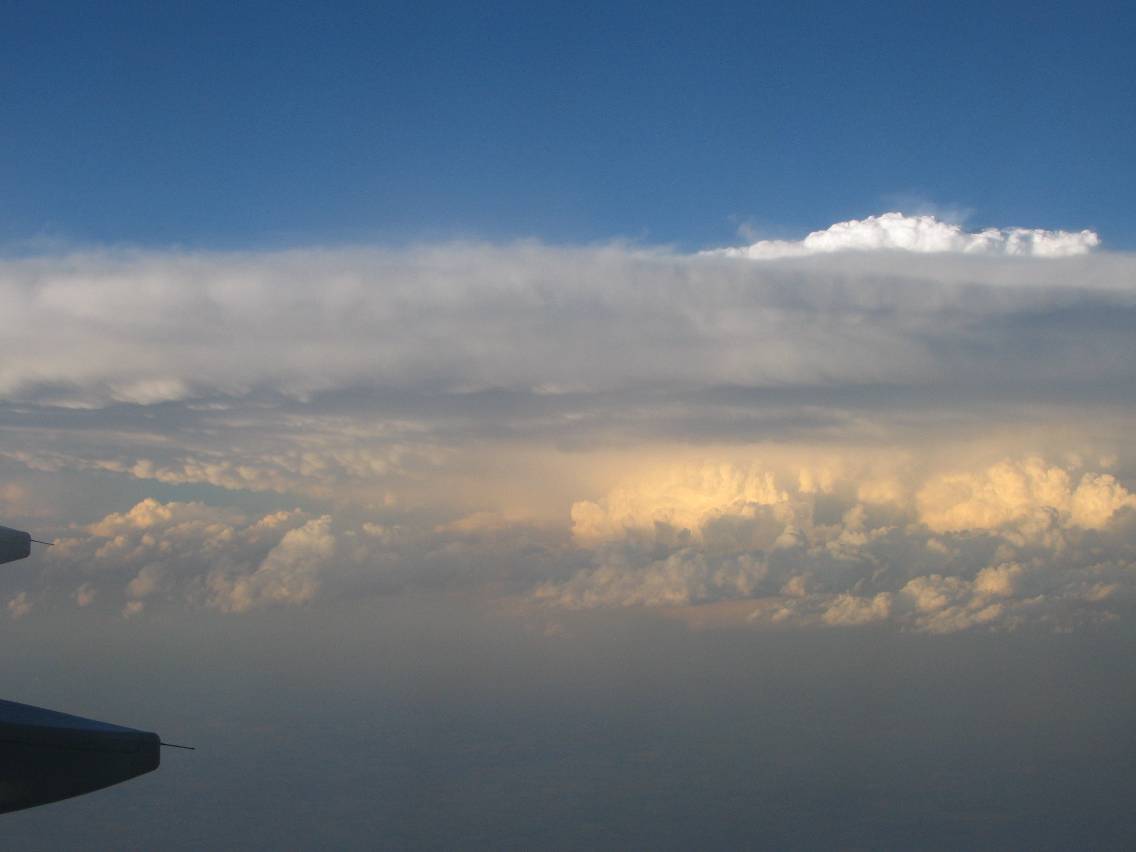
2;2;1136;849
2;1;1135;249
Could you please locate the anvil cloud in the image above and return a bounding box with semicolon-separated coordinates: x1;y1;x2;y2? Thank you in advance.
2;214;1135;632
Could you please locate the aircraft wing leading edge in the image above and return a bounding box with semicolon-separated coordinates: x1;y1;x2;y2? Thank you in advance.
0;524;165;812
0;525;31;565
0;700;161;814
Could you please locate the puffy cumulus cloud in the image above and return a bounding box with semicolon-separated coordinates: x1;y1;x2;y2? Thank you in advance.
570;464;791;547
710;212;1100;259
122;600;145;618
0;416;448;502
759;555;1132;634
7;591;32;619
74;583;96;607
126;563;166;601
535;457;1136;632
30;498;575;616
8;450;1136;633
44;499;322;614
88;498;239;538
72;498;252;566
570;457;1136;548
917;458;1136;539
534;551;769;609
820;592;893;627
207;517;334;613
973;562;1025;598
889;562;1127;635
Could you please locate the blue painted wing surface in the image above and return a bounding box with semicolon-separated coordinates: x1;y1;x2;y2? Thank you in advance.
0;526;31;565
0;699;160;813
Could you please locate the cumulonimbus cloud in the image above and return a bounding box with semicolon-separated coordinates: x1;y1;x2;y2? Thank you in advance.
0;217;1128;411
535;457;1136;631
706;212;1101;259
27;453;1136;633
2;214;1135;632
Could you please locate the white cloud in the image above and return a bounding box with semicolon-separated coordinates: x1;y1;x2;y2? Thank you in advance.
15;445;1136;632
709;212;1100;259
534;551;768;609
1;232;1133;522
45;500;322;614
0;228;1128;416
126;564;166;600
7;591;31;619
2;220;1135;634
122;600;145;618
74;583;96;607
821;592;893;626
917;458;1136;538
567;458;1136;547
533;457;1136;632
570;464;791;547
973;562;1025;598
207;516;335;613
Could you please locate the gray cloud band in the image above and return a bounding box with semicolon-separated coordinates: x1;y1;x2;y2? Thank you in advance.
0;238;1132;408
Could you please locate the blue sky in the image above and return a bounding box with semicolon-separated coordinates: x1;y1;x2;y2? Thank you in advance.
3;0;1133;249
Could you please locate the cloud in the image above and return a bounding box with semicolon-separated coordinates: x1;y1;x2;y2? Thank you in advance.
74;583;96;607
126;563;166;601
973;562;1025;598
122;600;145;618
708;212;1101;259
3;229;1134;519
7;592;32;619
17;447;1136;633
0;227;1130;418
570;457;1136;547
2;217;1135;634
45;500;322;614
207;516;335;613
820;592;893;626
917;458;1136;538
36;498;569;615
534;457;1136;632
570;464;791;547
534;550;769;609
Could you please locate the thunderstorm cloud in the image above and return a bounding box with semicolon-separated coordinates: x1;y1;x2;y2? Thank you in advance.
3;213;1135;633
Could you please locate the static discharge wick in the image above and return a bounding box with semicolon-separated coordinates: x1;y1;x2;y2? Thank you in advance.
160;742;196;751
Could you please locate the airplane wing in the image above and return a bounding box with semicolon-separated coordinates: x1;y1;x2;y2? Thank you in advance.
0;699;160;814
0;525;31;565
0;523;171;813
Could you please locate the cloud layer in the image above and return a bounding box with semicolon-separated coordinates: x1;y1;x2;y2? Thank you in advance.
0;223;1129;412
16;451;1134;633
2;214;1135;633
535;456;1136;632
